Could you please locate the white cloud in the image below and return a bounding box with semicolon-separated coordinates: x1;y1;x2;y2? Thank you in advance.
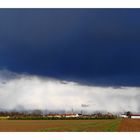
0;69;140;113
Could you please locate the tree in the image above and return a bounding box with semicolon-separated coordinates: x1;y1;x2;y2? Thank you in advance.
32;110;42;116
126;111;131;118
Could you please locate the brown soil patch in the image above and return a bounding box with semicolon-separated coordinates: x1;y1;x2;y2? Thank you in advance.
119;118;140;132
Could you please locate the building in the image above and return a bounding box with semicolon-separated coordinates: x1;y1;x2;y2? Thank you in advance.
47;113;79;118
130;114;140;119
47;114;62;118
120;114;128;118
64;114;79;118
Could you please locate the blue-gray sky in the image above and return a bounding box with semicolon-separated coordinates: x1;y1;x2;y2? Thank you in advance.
0;9;140;86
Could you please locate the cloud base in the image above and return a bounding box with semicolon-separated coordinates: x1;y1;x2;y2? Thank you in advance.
0;69;139;114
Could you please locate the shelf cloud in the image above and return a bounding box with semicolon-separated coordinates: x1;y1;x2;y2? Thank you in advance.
0;69;139;113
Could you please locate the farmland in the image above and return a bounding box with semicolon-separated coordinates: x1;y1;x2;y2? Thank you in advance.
119;118;140;132
0;119;140;132
0;119;121;132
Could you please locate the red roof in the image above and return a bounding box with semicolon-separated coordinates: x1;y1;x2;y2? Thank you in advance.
64;114;75;116
131;114;140;116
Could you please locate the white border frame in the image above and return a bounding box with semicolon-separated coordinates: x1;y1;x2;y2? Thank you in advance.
0;0;140;140
0;132;140;140
0;0;139;8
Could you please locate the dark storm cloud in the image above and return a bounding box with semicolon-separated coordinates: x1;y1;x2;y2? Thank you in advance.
0;9;140;86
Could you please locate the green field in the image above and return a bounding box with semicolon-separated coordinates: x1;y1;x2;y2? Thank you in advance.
39;119;121;132
0;119;122;132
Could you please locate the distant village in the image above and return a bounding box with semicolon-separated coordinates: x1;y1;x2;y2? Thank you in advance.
0;110;116;120
0;110;140;120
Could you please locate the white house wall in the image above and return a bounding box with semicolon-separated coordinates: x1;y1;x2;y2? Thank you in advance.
131;116;140;119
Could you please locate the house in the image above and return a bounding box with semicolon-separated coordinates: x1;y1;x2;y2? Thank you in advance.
130;114;140;119
120;114;128;118
47;113;79;118
62;114;79;118
47;114;62;118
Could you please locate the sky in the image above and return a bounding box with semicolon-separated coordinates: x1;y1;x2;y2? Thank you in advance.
0;9;140;113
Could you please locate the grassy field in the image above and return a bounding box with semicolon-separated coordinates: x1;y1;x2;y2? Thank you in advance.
0;119;122;132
